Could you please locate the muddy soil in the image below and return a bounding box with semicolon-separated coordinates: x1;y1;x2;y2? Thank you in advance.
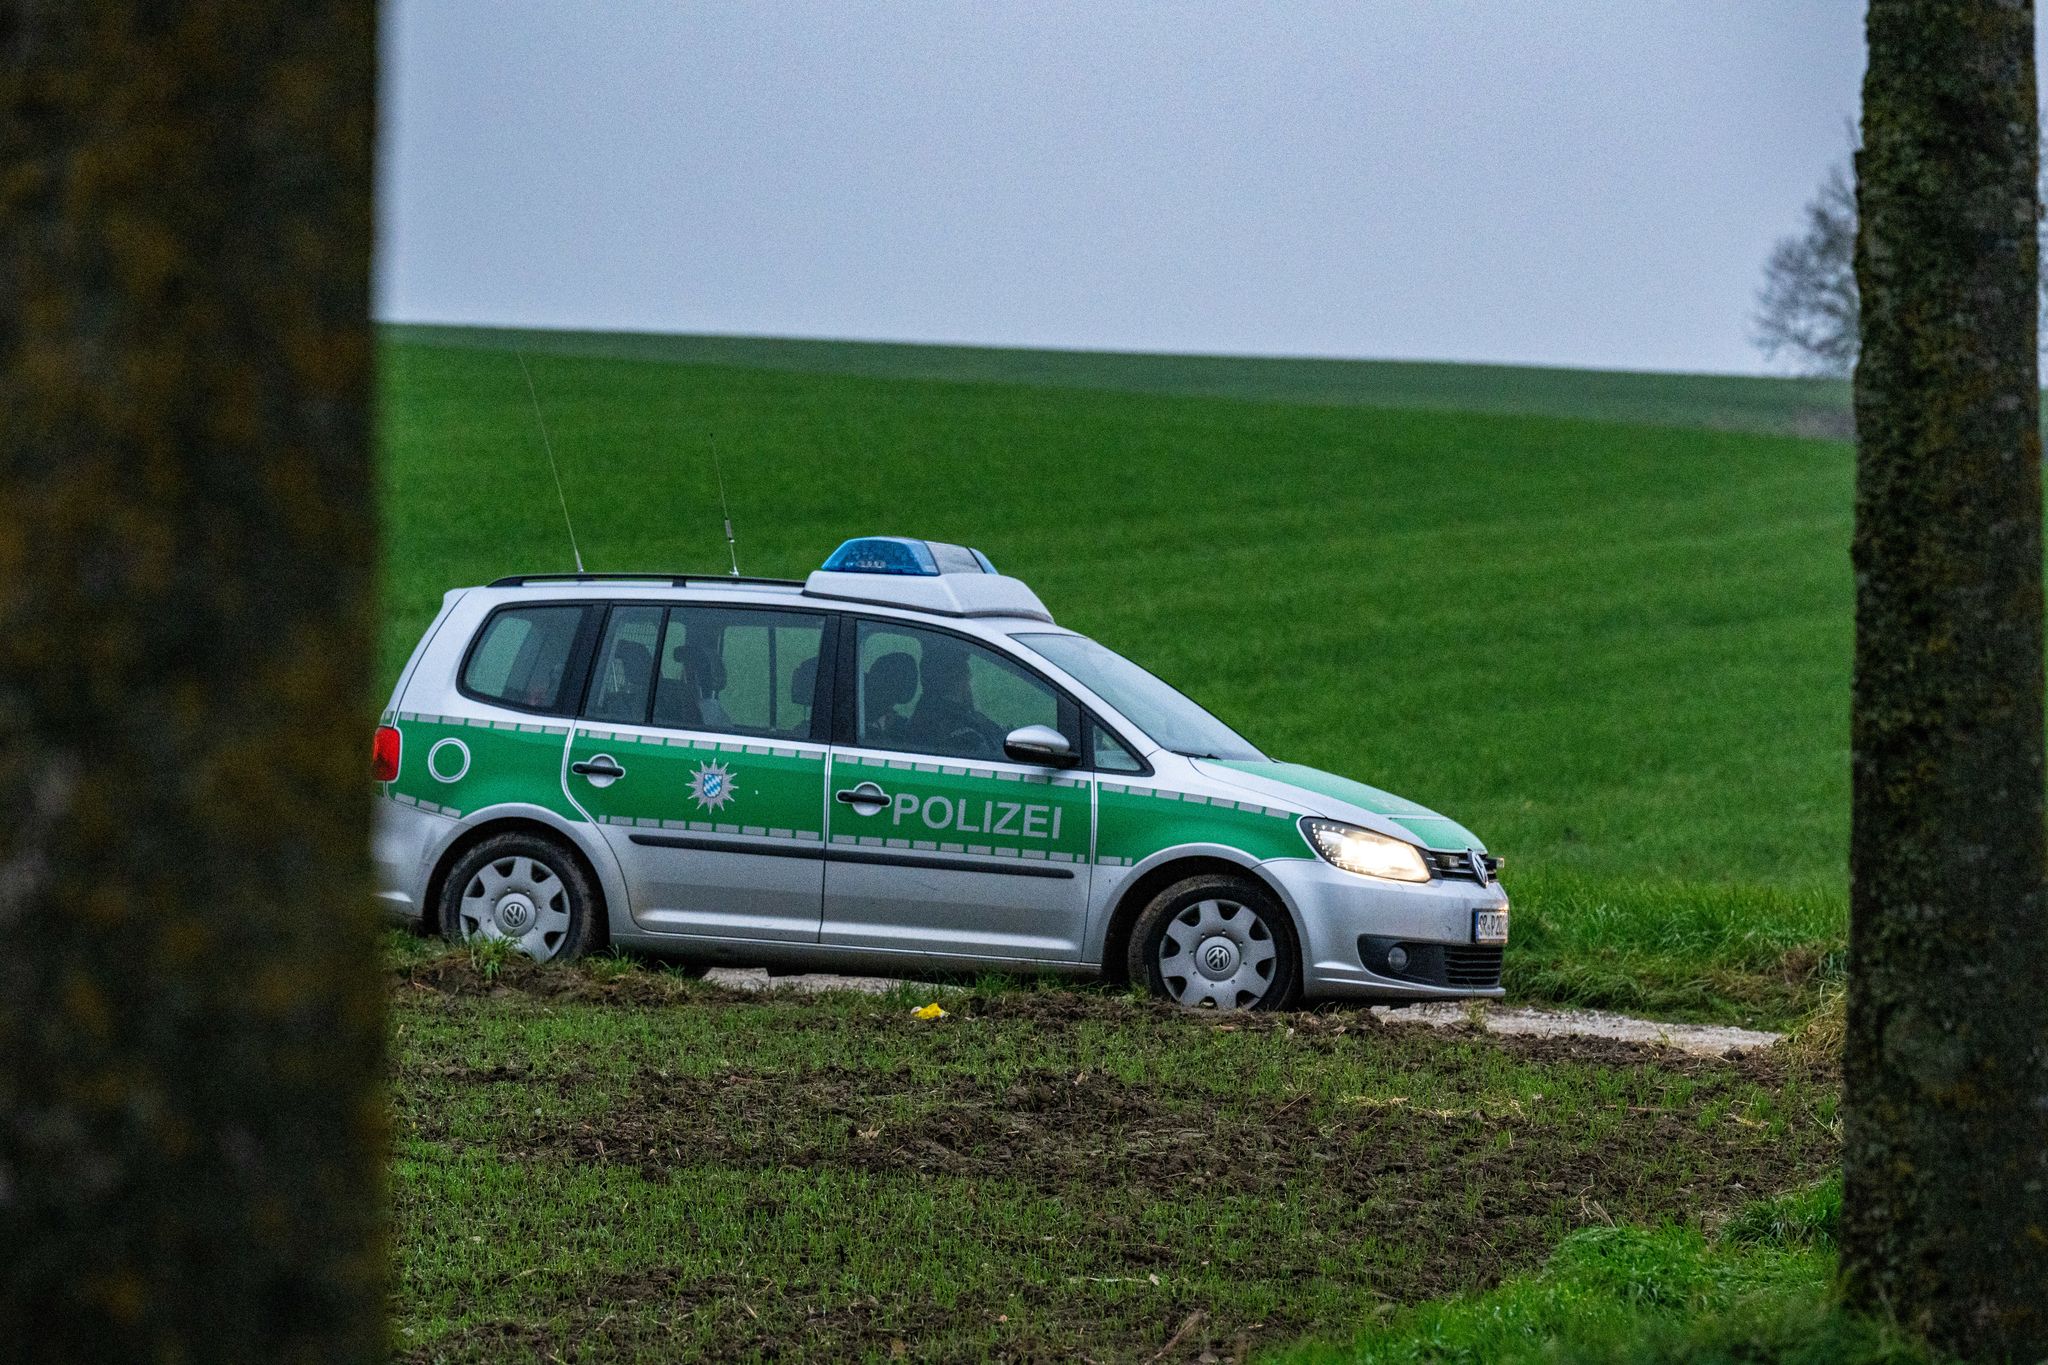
393;959;1837;1363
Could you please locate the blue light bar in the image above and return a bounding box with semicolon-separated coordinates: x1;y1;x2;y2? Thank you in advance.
821;537;940;576
821;537;999;577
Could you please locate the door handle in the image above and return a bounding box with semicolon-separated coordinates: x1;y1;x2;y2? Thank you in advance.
835;781;888;810
572;755;626;780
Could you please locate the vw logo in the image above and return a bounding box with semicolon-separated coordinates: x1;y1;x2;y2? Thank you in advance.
1203;943;1235;974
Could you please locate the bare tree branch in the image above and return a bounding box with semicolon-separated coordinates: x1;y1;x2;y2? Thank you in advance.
1756;129;2048;378
1755;162;1860;377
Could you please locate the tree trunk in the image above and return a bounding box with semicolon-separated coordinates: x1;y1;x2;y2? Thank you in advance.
0;6;383;1363
1846;1;2048;1357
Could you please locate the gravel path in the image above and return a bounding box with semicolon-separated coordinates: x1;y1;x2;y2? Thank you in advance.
702;968;1784;1054
704;966;924;996
1370;1002;1782;1055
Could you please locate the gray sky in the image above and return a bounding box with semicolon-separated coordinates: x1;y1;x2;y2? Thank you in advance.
381;2;1916;375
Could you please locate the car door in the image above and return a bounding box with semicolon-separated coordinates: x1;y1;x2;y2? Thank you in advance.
821;618;1093;960
564;602;834;942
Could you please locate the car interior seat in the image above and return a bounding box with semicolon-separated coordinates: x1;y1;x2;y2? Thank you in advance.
789;655;817;711
650;642;701;728
676;644;726;698
677;643;730;728
598;640;656;722
863;651;919;742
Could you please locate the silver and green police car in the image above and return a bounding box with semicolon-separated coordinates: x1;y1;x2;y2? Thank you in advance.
373;536;1507;1010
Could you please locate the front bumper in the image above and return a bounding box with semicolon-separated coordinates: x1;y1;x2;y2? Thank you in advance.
1261;856;1510;1002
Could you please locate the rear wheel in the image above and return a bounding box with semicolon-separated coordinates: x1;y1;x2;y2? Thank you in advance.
1126;873;1300;1011
440;833;601;963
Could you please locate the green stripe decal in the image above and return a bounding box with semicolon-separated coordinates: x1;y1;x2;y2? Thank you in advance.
385;713;581;821
1207;760;1485;851
1095;781;1309;867
829;757;1091;862
572;731;827;837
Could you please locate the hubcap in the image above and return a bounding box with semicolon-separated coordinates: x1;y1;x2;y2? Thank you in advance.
1156;898;1277;1010
1196;936;1241;979
458;855;574;960
494;893;536;935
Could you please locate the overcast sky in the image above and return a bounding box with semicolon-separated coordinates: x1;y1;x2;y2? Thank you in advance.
379;3;1962;376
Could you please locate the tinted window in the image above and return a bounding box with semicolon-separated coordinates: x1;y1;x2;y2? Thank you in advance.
856;621;1065;761
584;606;664;725
651;607;826;739
1016;632;1263;761
1092;722;1147;773
462;606;589;713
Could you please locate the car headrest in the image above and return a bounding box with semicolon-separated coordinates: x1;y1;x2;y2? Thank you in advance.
612;640;653;681
866;651;918;710
790;655;817;704
672;642;726;694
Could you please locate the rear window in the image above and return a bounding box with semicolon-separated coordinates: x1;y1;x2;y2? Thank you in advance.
651;606;827;739
583;605;665;725
462;605;591;713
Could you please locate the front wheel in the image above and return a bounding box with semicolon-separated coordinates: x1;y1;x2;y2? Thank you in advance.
440;833;601;963
1126;874;1300;1011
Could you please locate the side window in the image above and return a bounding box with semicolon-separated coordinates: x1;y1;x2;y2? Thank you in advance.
855;620;1068;762
651;607;826;739
583;605;664;725
462;605;590;714
1091;721;1147;774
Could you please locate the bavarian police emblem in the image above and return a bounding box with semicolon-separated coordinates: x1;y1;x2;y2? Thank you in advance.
689;759;737;812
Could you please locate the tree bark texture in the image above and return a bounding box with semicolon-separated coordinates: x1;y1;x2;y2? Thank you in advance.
0;5;383;1363
1848;1;2048;1358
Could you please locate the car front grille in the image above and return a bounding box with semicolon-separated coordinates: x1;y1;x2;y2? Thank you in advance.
1443;945;1504;989
1424;848;1503;884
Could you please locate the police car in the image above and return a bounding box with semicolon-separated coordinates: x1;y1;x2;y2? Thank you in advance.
373;537;1507;1009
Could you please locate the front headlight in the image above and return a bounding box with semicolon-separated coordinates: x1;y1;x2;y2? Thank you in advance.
1301;818;1431;883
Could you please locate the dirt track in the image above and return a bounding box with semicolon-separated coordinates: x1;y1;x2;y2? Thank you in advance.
393;958;1834;1363
700;967;1784;1055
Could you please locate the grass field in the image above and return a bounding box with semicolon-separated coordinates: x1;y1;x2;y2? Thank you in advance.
377;329;1893;1361
382;328;1855;1026
389;939;1843;1363
1277;1178;1931;1365
386;324;1857;440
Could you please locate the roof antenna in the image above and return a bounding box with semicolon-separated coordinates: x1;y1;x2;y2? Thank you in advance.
711;433;740;577
518;350;585;574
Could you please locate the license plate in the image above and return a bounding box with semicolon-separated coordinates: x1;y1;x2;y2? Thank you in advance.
1473;909;1509;945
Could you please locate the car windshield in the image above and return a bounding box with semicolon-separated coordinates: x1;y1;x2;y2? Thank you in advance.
1015;633;1264;761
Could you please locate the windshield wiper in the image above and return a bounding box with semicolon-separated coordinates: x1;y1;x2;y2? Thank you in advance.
1172;750;1225;760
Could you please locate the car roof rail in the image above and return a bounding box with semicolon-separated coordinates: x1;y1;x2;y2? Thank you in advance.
486;572;807;589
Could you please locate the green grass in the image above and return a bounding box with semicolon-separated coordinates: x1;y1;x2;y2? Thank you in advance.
387;944;1841;1363
1276;1180;1937;1365
372;329;1925;1358
388;323;1856;440
381;333;1853;1024
1504;874;1844;1027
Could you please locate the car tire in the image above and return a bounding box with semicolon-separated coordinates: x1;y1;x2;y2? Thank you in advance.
439;832;603;963
1126;873;1301;1011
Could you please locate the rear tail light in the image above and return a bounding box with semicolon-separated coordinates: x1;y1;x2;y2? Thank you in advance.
372;725;402;783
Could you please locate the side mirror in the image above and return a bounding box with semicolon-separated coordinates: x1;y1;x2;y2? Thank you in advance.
1004;724;1078;767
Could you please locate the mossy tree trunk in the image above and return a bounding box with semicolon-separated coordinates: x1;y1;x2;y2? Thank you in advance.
0;5;383;1362
1846;1;2048;1357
